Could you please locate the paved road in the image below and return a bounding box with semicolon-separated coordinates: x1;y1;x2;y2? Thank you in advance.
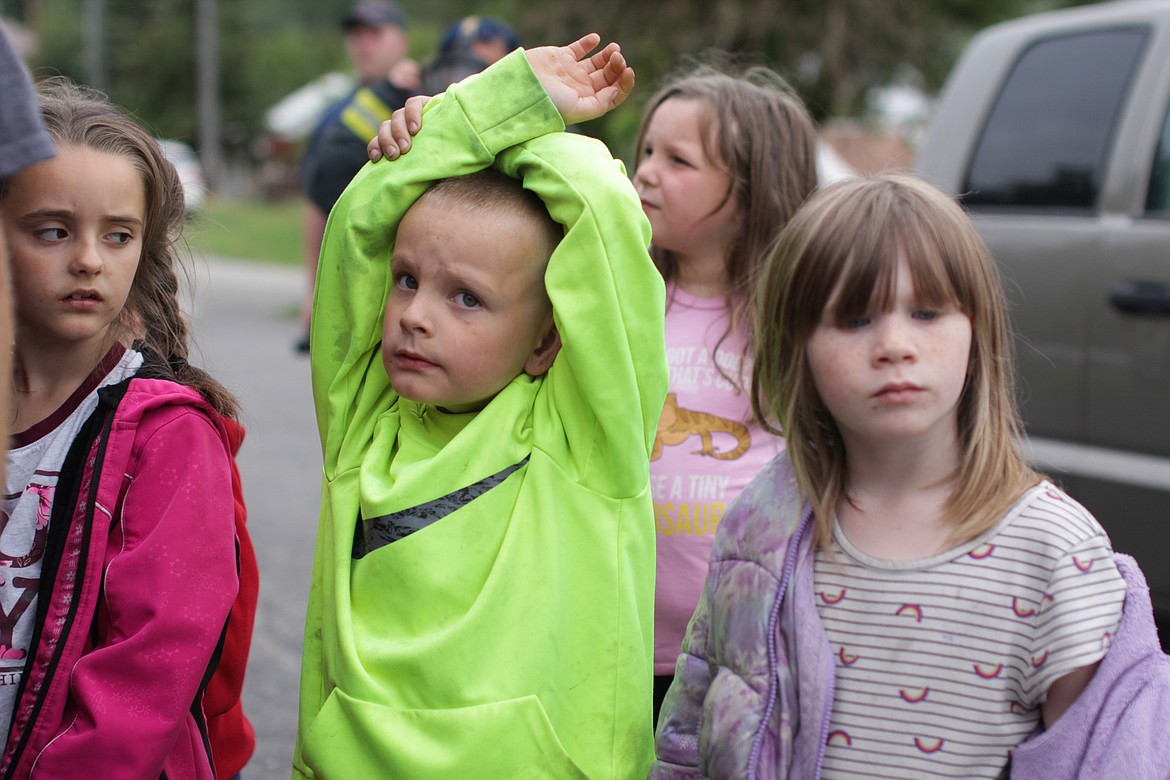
188;257;318;779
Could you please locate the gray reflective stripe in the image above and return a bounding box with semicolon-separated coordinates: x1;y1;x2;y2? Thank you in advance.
353;457;529;557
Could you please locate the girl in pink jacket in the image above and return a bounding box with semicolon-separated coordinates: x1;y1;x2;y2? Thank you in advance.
0;79;252;779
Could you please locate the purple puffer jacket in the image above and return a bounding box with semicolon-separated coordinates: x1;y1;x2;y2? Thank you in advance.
650;453;1170;779
1010;553;1170;778
0;376;239;780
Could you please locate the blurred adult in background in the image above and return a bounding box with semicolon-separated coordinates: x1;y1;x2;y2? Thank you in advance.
420;16;520;95
0;27;56;481
296;0;418;353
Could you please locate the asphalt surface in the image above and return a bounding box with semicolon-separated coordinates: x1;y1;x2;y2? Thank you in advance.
189;256;319;779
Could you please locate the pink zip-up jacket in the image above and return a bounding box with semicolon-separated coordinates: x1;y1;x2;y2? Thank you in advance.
0;374;240;780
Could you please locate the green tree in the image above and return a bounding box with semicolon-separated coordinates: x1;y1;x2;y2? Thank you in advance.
24;0;1091;179
393;0;1086;158
29;0;347;142
495;0;1082;120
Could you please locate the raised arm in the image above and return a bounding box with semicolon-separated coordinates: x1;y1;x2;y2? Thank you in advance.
368;34;633;162
491;129;666;495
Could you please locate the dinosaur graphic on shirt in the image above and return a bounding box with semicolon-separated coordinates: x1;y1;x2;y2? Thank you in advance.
651;394;751;461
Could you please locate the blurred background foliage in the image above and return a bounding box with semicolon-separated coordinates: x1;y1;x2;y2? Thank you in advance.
0;0;1096;263
11;0;1092;175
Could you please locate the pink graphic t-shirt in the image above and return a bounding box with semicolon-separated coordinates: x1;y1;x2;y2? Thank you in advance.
652;285;784;673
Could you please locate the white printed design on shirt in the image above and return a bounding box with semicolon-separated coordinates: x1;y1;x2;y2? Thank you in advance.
0;476;53;680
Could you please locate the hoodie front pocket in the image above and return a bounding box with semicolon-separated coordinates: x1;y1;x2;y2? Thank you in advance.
301;688;589;779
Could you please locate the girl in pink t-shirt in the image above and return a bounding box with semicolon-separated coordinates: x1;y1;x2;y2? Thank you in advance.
630;60;820;718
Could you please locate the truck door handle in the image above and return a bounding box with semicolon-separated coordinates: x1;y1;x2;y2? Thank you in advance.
1109;280;1170;315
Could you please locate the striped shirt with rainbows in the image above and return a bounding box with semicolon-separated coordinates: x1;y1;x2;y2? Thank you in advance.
813;480;1125;778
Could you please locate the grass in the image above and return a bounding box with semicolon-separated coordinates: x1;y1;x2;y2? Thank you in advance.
187;195;304;266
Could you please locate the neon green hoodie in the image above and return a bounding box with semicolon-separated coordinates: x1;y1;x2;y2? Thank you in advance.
294;51;667;779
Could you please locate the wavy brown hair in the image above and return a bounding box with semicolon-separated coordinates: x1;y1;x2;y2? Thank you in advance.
751;174;1040;548
3;79;239;418
634;57;818;391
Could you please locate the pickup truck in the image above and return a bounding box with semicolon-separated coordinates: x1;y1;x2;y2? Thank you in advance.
915;0;1170;626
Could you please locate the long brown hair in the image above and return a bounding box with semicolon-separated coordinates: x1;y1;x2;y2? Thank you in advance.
9;79;239;418
634;58;818;390
752;174;1039;547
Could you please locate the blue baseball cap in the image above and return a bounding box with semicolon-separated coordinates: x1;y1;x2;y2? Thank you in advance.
439;16;520;54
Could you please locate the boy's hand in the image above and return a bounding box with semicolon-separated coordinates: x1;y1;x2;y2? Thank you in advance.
366;33;634;162
369;94;428;162
527;34;634;125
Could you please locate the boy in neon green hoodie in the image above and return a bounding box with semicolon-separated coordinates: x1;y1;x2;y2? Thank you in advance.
294;35;668;779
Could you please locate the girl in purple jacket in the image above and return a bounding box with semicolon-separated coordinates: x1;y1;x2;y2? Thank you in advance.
0;80;246;779
652;174;1170;778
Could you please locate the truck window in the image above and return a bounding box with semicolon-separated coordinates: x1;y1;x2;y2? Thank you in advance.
962;27;1148;211
1147;99;1170;215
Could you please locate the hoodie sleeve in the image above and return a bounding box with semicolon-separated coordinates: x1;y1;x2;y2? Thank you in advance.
494;134;666;496
309;49;564;477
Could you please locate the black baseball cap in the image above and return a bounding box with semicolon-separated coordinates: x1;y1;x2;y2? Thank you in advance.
343;0;407;31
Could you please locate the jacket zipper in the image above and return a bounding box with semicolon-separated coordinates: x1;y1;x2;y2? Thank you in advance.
745;503;813;778
813;609;835;779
